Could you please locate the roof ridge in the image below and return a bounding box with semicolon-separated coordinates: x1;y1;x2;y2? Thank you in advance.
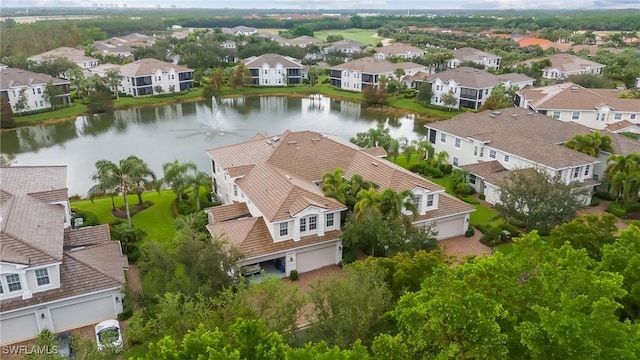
65;242;126;283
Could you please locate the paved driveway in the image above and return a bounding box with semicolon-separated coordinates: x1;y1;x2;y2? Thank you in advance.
438;232;493;261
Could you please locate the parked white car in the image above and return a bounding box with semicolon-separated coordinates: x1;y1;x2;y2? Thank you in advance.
95;319;123;350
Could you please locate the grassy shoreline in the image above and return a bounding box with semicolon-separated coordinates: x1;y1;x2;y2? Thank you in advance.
5;84;461;131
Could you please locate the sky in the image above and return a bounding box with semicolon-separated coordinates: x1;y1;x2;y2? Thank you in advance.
4;0;640;9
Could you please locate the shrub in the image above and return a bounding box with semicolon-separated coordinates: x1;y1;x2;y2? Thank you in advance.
71;211;99;228
341;247;356;265
289;270;299;281
439;164;453;175
475;224;490;235
464;227;475;237
594;191;615;201
455;183;475;196
460;195;480;205
589;197;600;207
501;223;521;238
177;201;195;216
624;202;640;213
479;193;486;200
607;202;627;218
424;166;444;178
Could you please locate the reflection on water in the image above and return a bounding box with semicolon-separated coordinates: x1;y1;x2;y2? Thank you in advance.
1;95;423;195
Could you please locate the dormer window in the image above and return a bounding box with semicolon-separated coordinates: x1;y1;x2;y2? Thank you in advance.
426;194;434;207
412;195;421;209
308;216;317;230
6;274;21;292
300;218;306;232
326;213;334;227
279;222;289;236
35;268;50;286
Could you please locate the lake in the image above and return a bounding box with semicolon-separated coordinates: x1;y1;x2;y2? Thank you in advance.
1;95;425;196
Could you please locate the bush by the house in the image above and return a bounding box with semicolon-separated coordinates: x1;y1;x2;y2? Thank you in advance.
479;224;519;247
460;195;480;205
454;183;475;196
594;190;615;201
501;223;521;238
607;202;627;218
341;247;356;266
439;164;453;175
289;270;299;281
590;197;601;207
624;202;640;213
464;227;475;237
479;193;486;201
177;201;196;216
71;211;99;228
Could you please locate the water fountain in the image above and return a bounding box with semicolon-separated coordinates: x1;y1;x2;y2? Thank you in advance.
174;96;247;141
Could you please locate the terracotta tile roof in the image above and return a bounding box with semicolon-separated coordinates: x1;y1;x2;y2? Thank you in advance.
28;47;97;63
0;68;69;90
118;58;192;77
331;57;427;74
452;47;500;62
520;82;639;112
208;217;341;259
609;133;640;155
0;231;57;265
208;202;251;223
227;165;255;178
459;160;507;180
375;43;426;56
413;193;475;222
0;166;67;194
361;146;388;157
517;37;571;51
63;224;111;248
206;133;281;171
0;244;29;264
283;36;323;46
427;67;533;89
607;120;637;132
402;70;431;82
66;241;128;284
27;189;69;203
243;54;303;69
427;107;600;169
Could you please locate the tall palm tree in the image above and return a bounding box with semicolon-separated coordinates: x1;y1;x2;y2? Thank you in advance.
378;188;418;220
90;156;142;227
415;140;433;161
606;154;640;206
162;159;197;203
87;180;119;212
565;132;613;157
347;174;378;210
403;144;416;165
104;69;123;102
187;171;212;210
388;139;400;163
354;188;381;223
128;156;157;205
322;168;350;205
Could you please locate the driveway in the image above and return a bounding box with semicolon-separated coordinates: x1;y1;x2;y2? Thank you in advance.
438;232;493;261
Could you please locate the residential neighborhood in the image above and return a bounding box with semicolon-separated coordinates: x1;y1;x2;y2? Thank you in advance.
1;6;640;358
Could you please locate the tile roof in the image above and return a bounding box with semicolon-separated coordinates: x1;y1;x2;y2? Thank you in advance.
118;58;193;77
544;53;605;73
0;68;69;90
361;146;388;157
243;54;303;69
427;107;601;169
402;70;431;82
208;202;251;223
283;36;323;46
520;82;639;112
413;192;475;222
325;39;368;50
607;120;637;132
375;43;426;56
452;47;500;61
331;57;427;74
427;67;533;89
207;217;342;259
27;47;98;63
609;133;640;155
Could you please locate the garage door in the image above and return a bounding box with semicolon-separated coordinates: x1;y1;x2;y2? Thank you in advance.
50;296;115;332
0;313;39;344
435;217;465;239
296;245;336;273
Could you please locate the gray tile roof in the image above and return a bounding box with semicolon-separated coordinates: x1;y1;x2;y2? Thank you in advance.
331;57;426;74
243;54;303;69
544;53;605;73
427;107;601;169
0;68;69;90
118;58;193;77
427;67;533;89
519;82;640;112
27;47;98;63
325;39;368;51
452;47;500;62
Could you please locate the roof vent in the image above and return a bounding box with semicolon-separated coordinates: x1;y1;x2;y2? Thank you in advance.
266;140;272;145
311;138;321;142
489;114;496;118
285;175;292;180
571;86;579;91
271;136;280;142
511;114;518;118
527;112;534;115
371;162;379;166
287;141;297;145
492;110;502;115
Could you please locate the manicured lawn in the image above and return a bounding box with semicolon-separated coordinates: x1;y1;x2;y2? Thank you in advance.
71;190;177;242
494;243;515;254
15;103;87;124
469;205;502;228
314;28;382;45
387;98;462;119
115;88;204;108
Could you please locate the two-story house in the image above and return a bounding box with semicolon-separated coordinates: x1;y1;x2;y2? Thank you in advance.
0;67;71;113
323;39;368;57
373;44;427;60
447;47;502;70
244;54;305;86
221;26;257;36
0;166;128;345
281;36;324;48
517;82;640;130
541;53;606;80
27;47;99;73
93;33;156;58
206;131;474;276
425;108;603;205
116;58;194;96
330;57;430;92
422;67;534;110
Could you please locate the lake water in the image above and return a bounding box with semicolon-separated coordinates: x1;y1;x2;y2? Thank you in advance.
1;95;424;196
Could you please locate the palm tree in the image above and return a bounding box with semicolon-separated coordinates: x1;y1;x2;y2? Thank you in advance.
104;69;123;102
378;188;418;220
187;171;212;210
415;140;433;161
322;168;350;205
347;174;378;210
403;144;416;165
606;154;640;206
565;131;613;157
429;150;449;168
388;139;400;163
450;169;470;195
87;180;119;212
354;188;381;222
128;156;157;205
162;159;198;203
90;156;143;227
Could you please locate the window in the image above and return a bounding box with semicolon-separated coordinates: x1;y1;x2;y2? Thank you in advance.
0;283;3;294
584;165;590;176
455;138;461;148
264;70;268;74
33;88;36;94
326;213;334;227
35;268;50;286
6;274;21;292
571;112;580;120
504;154;510;162
614;113;622;120
631;114;637;120
440;133;446;143
469;174;477;185
573;167;580;178
233;185;238;196
308;216;317;230
426;194;434;207
300;218;306;232
552;111;560;119
489;150;496;159
480;147;484;157
39;101;44;107
474;146;478;156
279;222;288;236
453;156;459;166
37;88;41;94
412;195;421;209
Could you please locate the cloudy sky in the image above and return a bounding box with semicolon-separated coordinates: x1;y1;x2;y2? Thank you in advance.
5;0;640;9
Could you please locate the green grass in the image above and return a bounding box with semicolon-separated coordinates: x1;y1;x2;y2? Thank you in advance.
71;190;177;242
387;98;462;119
15;103;88;124
115;88;204;108
469;205;502;228
314;28;383;45
494;243;515;254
